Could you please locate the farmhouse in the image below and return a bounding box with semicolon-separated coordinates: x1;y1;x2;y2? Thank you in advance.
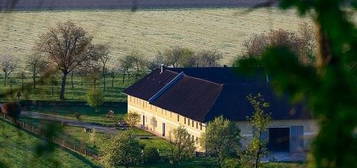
124;67;317;153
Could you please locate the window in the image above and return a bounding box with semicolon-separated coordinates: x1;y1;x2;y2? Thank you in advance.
184;117;186;124
196;122;198;129
200;123;202;130
191;135;194;142
187;119;190;125
192;120;194;127
196;137;199;144
177;115;180;122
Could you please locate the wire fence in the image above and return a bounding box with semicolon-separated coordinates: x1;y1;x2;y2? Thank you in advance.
0;113;99;160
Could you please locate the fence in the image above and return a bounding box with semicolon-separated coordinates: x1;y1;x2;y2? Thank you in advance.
0;113;99;160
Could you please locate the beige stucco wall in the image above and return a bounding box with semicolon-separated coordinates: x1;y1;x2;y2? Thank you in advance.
127;95;206;151
127;95;319;152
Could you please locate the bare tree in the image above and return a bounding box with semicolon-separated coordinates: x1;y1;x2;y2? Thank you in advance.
26;53;48;89
94;44;111;90
0;55;17;86
242;26;316;65
196;50;223;67
107;66;117;88
162;46;195;68
119;51;147;80
37;21;93;100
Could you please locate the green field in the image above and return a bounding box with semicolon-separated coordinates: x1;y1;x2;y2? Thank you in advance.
0;74;136;102
0;119;99;168
24;103;127;124
0;8;309;66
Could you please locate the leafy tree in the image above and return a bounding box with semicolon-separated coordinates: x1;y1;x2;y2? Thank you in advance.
102;131;142;168
86;88;104;112
169;126;195;167
202;116;241;167
125;112;140;127
37;21;94;100
240;93;271;168
237;1;357;168
0;55;17;86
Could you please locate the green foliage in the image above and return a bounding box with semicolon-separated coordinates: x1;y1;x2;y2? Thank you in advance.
221;158;240;168
237;1;357;168
125;112;140;127
101;131;143;168
86;88;104;112
169;126;195;167
143;146;160;164
202;116;241;167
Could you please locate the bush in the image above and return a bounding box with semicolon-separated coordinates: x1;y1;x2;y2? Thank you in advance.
1;102;22;120
86;88;104;112
101;131;143;168
143;146;160;164
73;112;81;120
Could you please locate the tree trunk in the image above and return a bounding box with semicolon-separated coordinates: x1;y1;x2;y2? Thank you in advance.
122;72;125;84
102;66;106;91
111;75;115;88
33;65;36;89
60;72;68;100
32;72;36;89
93;78;97;89
71;72;74;89
21;75;24;92
4;72;7;86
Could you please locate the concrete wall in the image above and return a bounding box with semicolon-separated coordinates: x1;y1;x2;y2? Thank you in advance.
238;120;318;152
127;95;318;153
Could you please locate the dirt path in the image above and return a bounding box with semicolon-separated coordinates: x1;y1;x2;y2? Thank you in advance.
21;111;120;134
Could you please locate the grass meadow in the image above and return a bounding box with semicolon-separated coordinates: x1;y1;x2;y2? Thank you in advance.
0;73;136;102
0;8;309;66
0;119;99;168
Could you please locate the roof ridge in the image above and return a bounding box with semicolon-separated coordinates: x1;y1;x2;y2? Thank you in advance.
165;69;222;86
185;74;223;86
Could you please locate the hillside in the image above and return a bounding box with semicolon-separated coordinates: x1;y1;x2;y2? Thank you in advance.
0;8;309;66
0;120;98;168
1;0;266;10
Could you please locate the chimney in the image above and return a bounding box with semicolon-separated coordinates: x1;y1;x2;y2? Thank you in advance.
160;64;164;73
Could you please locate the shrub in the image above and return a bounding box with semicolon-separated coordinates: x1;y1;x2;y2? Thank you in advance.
73;112;81;120
86;88;104;112
101;131;142;168
124;112;140;127
1;102;22;120
143;146;160;164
